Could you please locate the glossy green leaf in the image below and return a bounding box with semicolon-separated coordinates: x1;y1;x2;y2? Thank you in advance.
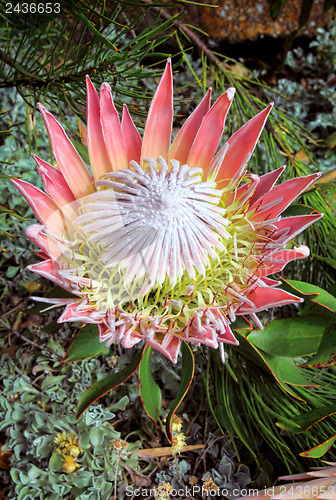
300;434;336;458
248;344;317;400
233;331;271;371
63;325;106;363
277;404;336;433
166;342;195;440
304;322;336;367
236;333;318;395
282;203;315;217
279;278;336;312
299;301;335;319
76;347;143;420
247;317;326;357
261;351;316;388
138;346;162;424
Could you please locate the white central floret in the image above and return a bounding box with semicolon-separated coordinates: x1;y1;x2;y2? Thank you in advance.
75;157;230;292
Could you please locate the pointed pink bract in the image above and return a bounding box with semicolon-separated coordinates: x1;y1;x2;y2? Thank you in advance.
86;76;113;178
121;104;142;165
11;179;64;235
255;246;311;277
27;260;65;288
146;335;181;364
273;213;323;244
169;88;211;164
100;82;128;171
35;155;75;207
251;173;322;222
25;224;51;255
218;104;273;184
187;88;235;171
141;59;173;163
34;156;79;224
249;165;286;206
59;301;101;323
238;287;303;314
38;104;92;199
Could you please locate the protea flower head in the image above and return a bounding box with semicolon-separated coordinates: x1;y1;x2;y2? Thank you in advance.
12;59;322;363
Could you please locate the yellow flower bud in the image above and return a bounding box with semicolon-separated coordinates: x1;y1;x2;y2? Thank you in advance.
68;445;81;458
62;455;80;474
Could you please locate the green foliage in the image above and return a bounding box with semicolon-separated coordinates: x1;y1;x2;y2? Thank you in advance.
0;0;179;128
247;317;327;357
201;449;251;495
0;322;256;498
138;346;162;424
260;27;336;286
152;440;251;499
1;0;336;488
278;27;336;172
0;340;143;499
0;91;42;240
205;282;336;471
165;342;195;440
75;346;143;420
64;325;108;362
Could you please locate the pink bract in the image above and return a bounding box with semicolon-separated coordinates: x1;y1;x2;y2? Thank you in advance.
12;59;322;363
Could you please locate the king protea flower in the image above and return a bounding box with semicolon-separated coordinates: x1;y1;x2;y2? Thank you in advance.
12;60;322;363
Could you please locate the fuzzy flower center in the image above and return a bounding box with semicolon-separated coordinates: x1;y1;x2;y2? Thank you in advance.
56;159;259;327
72;157;230;295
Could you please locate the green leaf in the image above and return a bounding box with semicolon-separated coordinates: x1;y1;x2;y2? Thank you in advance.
138;346;162;424
247;317;327;357
89;428;104;447
166;342;195;440
304;322;336;367
282;204;315;217
234;331;275;371
48;452;63;472
6;266;19;278
76;347;143;420
260;351;316;388
63;325;106;362
41;375;66;390
300;434;336;458
279;278;336;312
277;404;336;433
246;342;318;400
111;395;129;411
